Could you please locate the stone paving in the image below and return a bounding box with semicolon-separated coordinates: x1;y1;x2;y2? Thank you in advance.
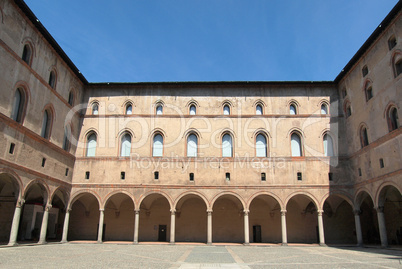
0;243;400;268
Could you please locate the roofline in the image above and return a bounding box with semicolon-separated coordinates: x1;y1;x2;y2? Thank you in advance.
14;0;88;85
334;1;402;84
87;81;335;88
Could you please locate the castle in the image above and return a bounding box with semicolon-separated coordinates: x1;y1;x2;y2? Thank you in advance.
0;0;400;246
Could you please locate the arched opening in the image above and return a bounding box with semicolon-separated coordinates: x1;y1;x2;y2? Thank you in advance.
11;88;26;123
189;104;196;115
0;173;20;244
175;194;207;243
291;132;302;157
48;70;56;89
62;125;71;151
286;194;318;243
103;193;134;241
256;104;263;115
378;185;402;245
212;194;244;243
126;104;132;115
156;104;163;115
323;133;334;157
321;103;328;115
255;133;268;157
92;103;99;115
322;195;355;244
120;133;132;157
249;195;281;243
387;106;399;132
18;182;48;243
68;91;74;106
360;126;369;148
289;103;297;115
187;134;198;157
21;44;32;65
139;194;171;242
49;189;68;242
222;133;233;157
40;109;52;139
68;193;100;241
357;192;379;245
86;132;97;157
223;104;230;115
152;134;163;157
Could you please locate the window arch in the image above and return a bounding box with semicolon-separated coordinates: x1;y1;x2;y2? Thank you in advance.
189;104;196;115
11;87;27;123
222;133;233;157
86;132;97;157
91;102;99;115
152;133;163;157
256;104;263;115
48;70;57;89
156;104;163;115
291;132;303;157
289;103;298;115
360;126;369;148
187;133;198;157
126;103;133;115
40;109;53;139
120;133;132;157
386;106;399;132
364;81;373;101
323;133;334;156
344;100;352;118
21;44;32;66
255;133;268;157
62;125;72;151
223;104;230;115
68;90;74;106
320;103;328;115
392;52;402;78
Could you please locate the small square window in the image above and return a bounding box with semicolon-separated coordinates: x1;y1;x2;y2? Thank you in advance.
379;158;384;168
41;158;46;167
65;168;69;176
358;168;362;177
261;173;266;181
189;173;194;181
225;172;230;181
154;171;159;180
297;172;302;181
85;171;90;179
328;173;333;181
9;143;15;154
121;171;126;180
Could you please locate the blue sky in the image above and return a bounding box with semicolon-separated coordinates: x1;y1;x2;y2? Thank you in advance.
24;0;398;82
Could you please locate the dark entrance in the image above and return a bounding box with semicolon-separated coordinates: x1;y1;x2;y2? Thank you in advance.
158;225;167;242
253;225;261;243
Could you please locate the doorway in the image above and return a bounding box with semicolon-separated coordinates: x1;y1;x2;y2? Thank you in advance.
158;225;167;242
253;225;261;243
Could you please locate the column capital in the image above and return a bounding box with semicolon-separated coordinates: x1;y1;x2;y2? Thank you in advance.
134;209;140;213
317;210;324;216
353;209;361;216
99;209;105;212
280;210;287;216
375;206;384;213
207;209;213;214
17;199;25;208
170;209;176;214
45;204;53;211
243;210;249;215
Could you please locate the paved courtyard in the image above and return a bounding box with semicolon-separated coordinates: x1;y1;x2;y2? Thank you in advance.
0;243;401;268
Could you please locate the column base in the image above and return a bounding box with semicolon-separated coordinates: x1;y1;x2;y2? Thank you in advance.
38;240;47;245
243;243;250;246
97;240;103;244
281;243;288;246
207;242;212;246
169;242;175;245
381;244;388;249
60;240;68;244
356;243;363;247
133;241;138;245
7;242;18;247
319;243;327;247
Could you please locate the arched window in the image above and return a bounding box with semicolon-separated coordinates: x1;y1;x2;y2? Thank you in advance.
11;88;26;123
321;104;328;115
40;110;52;139
365;83;373;101
388;35;397;50
152;134;163;157
256;104;263;115
222;133;233;157
256;134;267;157
62;125;71;151
189;105;196;115
360;127;369;148
21;44;32;65
362;65;368;77
48;70;56;89
395;59;402;77
92;103;99;115
120;133;132;157
289;104;297;115
68;91;74;106
126;104;133;115
223;105;230;115
323;134;334;156
291;133;302;157
156;105;163;115
187;134;198;157
387;106;399;132
86;133;97;157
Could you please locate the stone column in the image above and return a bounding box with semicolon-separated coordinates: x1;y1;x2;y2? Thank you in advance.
281;210;288;246
317;210;326;246
38;203;52;244
170;209;176;244
207;210;213;245
376;207;388;247
97;209;104;243
61;209;71;243
8;199;25;246
133;209;140;244
243;210;250;245
353;210;363;246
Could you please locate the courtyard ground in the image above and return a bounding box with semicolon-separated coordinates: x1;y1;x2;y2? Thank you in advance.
0;243;401;268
